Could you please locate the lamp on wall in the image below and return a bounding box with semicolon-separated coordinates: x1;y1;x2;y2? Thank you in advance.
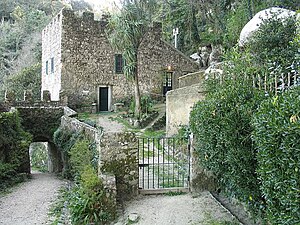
167;65;172;71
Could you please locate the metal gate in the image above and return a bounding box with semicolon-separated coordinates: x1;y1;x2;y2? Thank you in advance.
138;137;190;193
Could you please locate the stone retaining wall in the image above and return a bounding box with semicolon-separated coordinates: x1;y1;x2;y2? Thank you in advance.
166;83;205;136
60;110;138;203
178;71;205;88
100;132;138;202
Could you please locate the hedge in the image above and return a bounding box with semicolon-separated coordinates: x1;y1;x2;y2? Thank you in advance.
190;79;266;208
252;87;300;224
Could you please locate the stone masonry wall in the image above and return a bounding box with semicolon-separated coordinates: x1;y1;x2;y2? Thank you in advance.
60;9;131;108
42;10;199;110
166;83;205;136
59;112;118;205
138;23;199;97
100;132;139;202
178;71;205;88
60;111;138;202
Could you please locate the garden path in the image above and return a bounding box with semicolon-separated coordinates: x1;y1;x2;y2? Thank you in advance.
97;113;126;133
0;172;64;225
115;191;239;225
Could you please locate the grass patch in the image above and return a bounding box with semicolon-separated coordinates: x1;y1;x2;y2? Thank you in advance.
140;129;165;138
164;191;187;196
200;213;240;225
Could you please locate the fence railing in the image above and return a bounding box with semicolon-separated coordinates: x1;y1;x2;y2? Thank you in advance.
208;69;300;95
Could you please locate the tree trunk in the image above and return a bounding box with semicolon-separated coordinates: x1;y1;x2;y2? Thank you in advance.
133;70;141;120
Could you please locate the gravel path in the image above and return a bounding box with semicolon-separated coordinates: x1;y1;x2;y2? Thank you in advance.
97;114;125;133
0;172;65;225
115;191;238;225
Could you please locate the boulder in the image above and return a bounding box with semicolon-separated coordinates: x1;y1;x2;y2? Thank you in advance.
239;7;296;46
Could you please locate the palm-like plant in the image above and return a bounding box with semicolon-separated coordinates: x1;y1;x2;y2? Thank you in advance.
108;0;157;119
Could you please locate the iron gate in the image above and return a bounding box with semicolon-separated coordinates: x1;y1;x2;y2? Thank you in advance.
138;137;190;192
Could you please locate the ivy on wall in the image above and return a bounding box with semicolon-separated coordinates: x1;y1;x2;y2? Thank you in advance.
17;107;64;141
53;128;116;224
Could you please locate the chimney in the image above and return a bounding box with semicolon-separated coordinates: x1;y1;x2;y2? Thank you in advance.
153;22;162;37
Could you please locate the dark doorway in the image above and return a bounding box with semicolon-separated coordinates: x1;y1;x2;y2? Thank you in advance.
163;71;173;96
99;87;109;111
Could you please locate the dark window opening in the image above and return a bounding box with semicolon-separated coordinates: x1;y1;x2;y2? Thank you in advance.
51;57;54;73
115;54;124;74
46;61;48;75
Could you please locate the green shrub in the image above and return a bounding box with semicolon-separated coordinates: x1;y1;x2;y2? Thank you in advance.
190;79;265;210
52;128;116;224
69;139;93;176
129;94;155;116
252;87;300;224
53;128;80;178
68;165;116;225
0;111;32;176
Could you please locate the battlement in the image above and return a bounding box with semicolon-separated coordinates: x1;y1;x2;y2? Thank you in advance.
43;8;109;36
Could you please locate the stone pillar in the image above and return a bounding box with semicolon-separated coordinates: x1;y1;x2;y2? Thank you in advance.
42;90;51;102
47;141;63;173
100;132;139;202
190;135;218;193
24;90;33;103
4;90;16;103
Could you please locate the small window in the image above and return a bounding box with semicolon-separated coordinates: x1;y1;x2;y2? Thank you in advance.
51;57;54;73
46;61;48;75
115;54;124;74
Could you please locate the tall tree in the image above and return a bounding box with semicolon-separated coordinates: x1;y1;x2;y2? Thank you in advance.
108;0;157;119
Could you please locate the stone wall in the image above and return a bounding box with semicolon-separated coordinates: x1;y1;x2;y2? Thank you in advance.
100;132;138;202
17;107;64;142
166;83;205;136
60;112;138;202
42;10;199;111
178;71;205;88
60;10;131;109
16;106;65;173
138;23;199;97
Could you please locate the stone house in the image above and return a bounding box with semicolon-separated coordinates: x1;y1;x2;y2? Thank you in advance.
41;9;198;111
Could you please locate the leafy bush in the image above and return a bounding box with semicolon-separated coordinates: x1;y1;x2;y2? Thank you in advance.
5;63;41;101
129;94;155;115
248;15;298;84
53;129;116;224
0;111;32;189
68;165;116;225
252;87;300;224
0;111;32;172
53;128;81;178
190;78;265;209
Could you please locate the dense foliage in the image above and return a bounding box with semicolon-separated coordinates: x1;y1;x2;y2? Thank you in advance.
53;128;115;224
0;0;93;101
5;63;42;101
190;61;266;211
252;88;300;224
0;111;32;189
190;13;299;222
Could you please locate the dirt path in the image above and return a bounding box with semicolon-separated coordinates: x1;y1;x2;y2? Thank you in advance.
0;172;64;225
115;192;239;225
97;114;125;133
